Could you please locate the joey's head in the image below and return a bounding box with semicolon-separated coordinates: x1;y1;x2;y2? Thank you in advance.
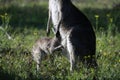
49;31;61;53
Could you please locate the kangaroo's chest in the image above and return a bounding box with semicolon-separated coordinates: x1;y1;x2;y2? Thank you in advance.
49;0;61;26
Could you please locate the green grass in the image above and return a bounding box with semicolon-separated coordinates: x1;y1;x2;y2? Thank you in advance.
0;26;120;80
0;1;120;80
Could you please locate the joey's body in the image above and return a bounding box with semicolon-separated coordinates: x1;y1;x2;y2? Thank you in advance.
32;35;62;71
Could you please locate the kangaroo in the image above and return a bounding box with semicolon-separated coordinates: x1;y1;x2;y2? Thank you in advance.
47;0;97;71
31;32;62;71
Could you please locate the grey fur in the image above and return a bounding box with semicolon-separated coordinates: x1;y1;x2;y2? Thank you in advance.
47;0;97;71
31;36;62;71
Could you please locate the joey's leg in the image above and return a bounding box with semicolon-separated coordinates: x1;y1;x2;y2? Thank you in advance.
53;45;63;51
50;45;63;53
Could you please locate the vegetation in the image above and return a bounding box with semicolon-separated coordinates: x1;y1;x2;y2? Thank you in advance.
0;0;120;80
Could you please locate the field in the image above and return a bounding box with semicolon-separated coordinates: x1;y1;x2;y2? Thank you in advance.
0;1;120;80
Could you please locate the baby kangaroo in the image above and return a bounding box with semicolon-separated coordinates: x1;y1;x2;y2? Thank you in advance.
31;32;62;71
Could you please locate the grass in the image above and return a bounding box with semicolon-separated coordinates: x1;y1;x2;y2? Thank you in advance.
0;1;120;80
0;26;120;80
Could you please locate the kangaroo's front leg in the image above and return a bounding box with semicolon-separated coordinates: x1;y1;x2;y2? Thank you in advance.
55;11;62;35
46;11;51;36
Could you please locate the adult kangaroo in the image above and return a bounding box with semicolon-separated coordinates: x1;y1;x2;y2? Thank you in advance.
47;0;97;71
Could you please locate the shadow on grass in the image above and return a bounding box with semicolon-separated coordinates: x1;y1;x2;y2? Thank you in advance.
0;4;119;31
82;6;120;32
0;68;55;80
0;5;48;29
0;68;22;80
